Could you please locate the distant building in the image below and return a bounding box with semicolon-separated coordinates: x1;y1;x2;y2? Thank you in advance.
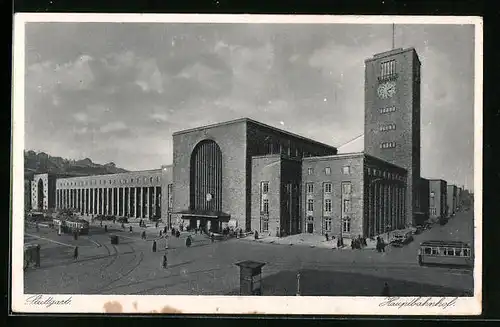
418;178;430;225
30;173;57;211
447;184;458;217
429;179;448;220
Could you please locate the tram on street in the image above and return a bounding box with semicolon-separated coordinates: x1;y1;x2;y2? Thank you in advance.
53;217;90;235
418;240;473;268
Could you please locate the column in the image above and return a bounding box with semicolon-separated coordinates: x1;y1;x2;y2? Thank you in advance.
111;187;115;216
127;187;131;217
378;183;383;235
139;187;143;218
121;188;125;217
144;187;149;219
152;186;157;218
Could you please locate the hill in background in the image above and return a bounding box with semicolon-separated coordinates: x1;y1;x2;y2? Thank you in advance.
24;150;128;180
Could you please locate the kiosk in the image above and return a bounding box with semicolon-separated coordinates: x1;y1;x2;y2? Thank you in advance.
235;260;265;295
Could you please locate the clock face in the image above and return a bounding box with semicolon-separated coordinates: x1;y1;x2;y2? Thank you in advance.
377;81;397;99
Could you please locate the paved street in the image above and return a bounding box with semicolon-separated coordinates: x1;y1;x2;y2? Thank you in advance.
24;210;475;296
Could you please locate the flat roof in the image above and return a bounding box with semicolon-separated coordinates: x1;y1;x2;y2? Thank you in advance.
303;151;407;172
172;117;338;151
56;168;162;180
365;47;420;63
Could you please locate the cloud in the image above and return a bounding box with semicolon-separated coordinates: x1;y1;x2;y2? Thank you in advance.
100;121;127;133
73;112;89;123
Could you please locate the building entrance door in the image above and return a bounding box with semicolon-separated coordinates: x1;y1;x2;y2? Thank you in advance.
306;216;314;233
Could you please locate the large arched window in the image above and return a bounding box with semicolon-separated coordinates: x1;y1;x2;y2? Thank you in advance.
190;139;222;212
37;179;44;210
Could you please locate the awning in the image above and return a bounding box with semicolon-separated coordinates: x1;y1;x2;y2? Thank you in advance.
174;209;231;220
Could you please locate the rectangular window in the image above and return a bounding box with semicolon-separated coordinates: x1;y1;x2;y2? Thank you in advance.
307;167;314;175
307;199;314;212
380;59;396;80
261;181;269;194
380;142;396;149
325;217;332;232
379;106;396;114
261;216;269;232
325;167;331;175
306;183;314;193
324;199;332;213
379;123;396;131
342;166;350;175
324;183;332;193
262;199;269;214
343;220;351;233
342;183;352;194
343;199;351;213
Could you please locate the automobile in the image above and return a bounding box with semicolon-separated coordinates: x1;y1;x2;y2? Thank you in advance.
390;232;414;247
414;225;424;235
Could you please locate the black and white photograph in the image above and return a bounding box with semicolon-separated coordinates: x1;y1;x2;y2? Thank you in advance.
12;14;482;315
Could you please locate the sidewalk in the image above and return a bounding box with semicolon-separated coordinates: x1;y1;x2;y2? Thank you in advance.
239;227;416;250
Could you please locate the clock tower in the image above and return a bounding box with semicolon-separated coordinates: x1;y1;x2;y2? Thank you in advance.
364;47;421;227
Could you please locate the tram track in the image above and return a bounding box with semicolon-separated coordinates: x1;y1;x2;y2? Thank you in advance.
91;242;145;294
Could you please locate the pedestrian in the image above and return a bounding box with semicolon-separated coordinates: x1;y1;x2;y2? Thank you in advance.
104;225;108;232
156;221;159;229
325;233;329;241
152;240;157;253
142;231;146;240
100;220;103;227
35;245;41;267
129;225;133;233
73;246;79;260
382;282;390;296
162;254;167;269
171;228;175;236
211;233;215;243
121;222;125;229
140;219;143;227
176;230;180;238
186;235;192;247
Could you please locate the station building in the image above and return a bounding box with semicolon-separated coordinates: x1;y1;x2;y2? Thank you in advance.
27;46;461;238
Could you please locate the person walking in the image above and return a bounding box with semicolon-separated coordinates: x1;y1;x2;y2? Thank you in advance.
382;282;390;296
129;225;133;233
142;230;146;240
162;254;167;269
152;240;157;253
73;246;79;261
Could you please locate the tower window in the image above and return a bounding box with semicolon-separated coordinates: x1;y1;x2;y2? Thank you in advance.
380;59;396;80
379;123;397;131
380;142;396;149
379;106;396;114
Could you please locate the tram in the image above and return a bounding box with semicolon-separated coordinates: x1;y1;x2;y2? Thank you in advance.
418;240;473;268
53;217;90;235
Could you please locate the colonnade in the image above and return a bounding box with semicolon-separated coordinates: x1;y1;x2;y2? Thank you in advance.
366;180;406;237
55;186;162;219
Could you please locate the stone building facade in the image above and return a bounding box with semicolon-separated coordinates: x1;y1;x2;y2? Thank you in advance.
301;153;407;238
31;173;56;211
429;179;448;220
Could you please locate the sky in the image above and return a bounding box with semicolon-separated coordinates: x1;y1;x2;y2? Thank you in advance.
23;21;476;190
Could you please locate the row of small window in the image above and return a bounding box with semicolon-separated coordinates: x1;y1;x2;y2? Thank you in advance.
380;142;396;149
307;166;351;176
59;176;161;187
365;167;404;181
379;106;397;114
379;123;396;131
306;216;351;233
306;182;352;194
307;198;351;213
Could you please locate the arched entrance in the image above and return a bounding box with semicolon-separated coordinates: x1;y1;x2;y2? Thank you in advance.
188;139;223;232
37;179;44;210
